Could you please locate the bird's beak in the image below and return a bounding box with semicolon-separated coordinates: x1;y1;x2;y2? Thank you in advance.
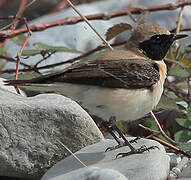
173;34;188;40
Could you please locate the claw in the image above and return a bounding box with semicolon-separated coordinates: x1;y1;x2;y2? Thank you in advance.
116;145;160;158
105;147;112;152
105;144;123;152
129;137;141;144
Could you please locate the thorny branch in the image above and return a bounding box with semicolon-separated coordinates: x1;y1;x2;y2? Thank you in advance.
0;41;126;74
0;0;27;46
148;135;191;158
0;54;31;68
0;0;191;39
15;17;32;80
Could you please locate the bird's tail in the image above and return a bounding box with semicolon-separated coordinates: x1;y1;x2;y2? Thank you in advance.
4;74;54;86
5;79;37;86
5;71;62;86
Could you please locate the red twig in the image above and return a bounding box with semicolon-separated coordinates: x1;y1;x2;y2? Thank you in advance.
147;135;191;158
15;18;32;80
11;0;27;31
0;0;27;47
14;18;32;94
0;0;11;8
48;0;69;14
0;54;31;67
0;41;126;74
0;0;191;39
48;0;100;14
171;27;191;33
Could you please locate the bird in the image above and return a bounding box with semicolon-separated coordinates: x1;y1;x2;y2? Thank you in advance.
5;22;188;157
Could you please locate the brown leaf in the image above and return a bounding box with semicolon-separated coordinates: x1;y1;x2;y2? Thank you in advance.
105;23;132;41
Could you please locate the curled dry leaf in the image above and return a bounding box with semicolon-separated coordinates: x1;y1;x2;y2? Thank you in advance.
105;23;132;41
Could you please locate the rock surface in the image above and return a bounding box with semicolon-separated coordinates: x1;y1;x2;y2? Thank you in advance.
169;156;191;179
0;89;104;179
42;138;170;180
45;167;128;180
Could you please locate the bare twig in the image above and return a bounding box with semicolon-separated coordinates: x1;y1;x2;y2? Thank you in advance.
56;139;87;168
171;27;191;33
176;6;184;34
0;0;27;46
138;124;160;134
150;111;177;145
25;0;38;9
14;18;32;94
0;41;126;74
0;0;11;8
15;18;32;80
187;75;191;106
48;0;69;14
11;0;27;30
0;54;31;67
148;135;191;158
65;0;113;51
1;0;191;39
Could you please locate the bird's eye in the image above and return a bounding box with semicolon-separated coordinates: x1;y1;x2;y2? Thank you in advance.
156;36;160;39
151;35;162;43
152;35;160;40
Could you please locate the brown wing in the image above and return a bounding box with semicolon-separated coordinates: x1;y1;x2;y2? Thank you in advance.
6;58;160;89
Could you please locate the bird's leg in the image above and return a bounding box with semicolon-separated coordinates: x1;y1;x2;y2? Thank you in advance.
104;124;135;152
112;124;136;150
101;122;122;146
103;124;159;157
113;125;160;157
112;125;141;144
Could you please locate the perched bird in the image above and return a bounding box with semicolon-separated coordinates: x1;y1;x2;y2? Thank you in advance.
6;22;187;156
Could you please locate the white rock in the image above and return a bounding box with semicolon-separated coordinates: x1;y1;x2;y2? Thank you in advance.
46;167;128;180
42;138;170;180
0;90;104;179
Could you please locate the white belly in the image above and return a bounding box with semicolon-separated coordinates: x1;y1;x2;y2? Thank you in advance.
49;81;163;122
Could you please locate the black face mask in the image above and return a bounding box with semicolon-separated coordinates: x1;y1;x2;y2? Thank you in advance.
139;34;188;60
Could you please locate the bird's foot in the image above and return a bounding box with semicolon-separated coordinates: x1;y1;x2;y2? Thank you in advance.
116;145;159;158
105;143;123;152
129;137;141;143
105;137;141;152
105;139;133;152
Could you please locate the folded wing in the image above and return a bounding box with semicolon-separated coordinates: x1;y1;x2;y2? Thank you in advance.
6;58;160;89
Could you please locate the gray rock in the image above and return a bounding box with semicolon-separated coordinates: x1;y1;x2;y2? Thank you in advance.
169;156;191;179
180;159;191;178
45;167;128;180
0;89;104;179
42;138;170;180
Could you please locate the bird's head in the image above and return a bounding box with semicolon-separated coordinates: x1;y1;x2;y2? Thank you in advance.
128;22;188;60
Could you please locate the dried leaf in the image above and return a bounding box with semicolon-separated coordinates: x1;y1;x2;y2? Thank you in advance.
105;23;132;41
